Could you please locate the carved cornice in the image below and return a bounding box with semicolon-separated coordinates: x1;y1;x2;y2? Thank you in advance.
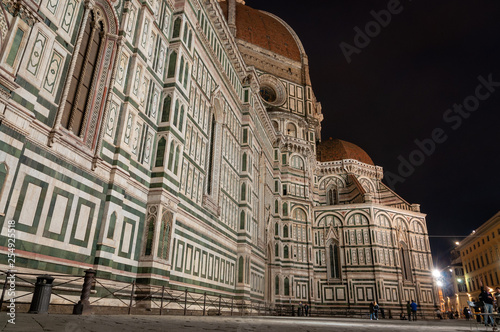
317;159;384;180
2;0;42;26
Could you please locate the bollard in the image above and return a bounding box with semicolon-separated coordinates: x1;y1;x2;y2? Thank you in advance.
184;289;188;316
160;286;165;316
29;275;55;314
218;294;221;316
203;292;207;316
73;269;96;315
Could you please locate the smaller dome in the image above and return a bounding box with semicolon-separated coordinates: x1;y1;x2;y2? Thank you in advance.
317;138;374;165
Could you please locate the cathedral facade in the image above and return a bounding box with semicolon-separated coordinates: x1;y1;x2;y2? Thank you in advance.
0;0;437;314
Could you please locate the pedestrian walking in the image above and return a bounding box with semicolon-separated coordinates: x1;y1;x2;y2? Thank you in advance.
494;287;500;312
304;304;309;317
479;287;495;327
463;306;470;320
406;301;412;321
410;300;418;321
373;302;379;320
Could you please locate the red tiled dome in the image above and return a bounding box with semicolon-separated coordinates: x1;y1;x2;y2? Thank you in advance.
219;1;302;62
317;138;374;165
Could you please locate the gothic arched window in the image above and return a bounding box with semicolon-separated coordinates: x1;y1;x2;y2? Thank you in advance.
327;187;338;205
283;225;288;238
284;245;289;259
328;242;341;279
240;211;245;230
172;17;182;38
167;51;177;78
161;95;171;122
284;277;290;296
286;123;297;137
158;211;172;260
207;115;216;194
275;222;279;236
241;183;246;201
61;11;104;142
272;120;279;132
275;243;279;257
238;256;244;283
155;137;166;167
275;275;280;295
242;153;247;172
400;243;413;282
290;155;304;170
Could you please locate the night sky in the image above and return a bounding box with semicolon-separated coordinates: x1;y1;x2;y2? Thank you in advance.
248;0;500;266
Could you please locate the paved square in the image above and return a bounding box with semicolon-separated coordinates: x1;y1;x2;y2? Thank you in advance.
0;314;484;332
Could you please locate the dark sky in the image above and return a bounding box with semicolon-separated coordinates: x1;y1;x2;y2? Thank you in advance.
248;0;500;266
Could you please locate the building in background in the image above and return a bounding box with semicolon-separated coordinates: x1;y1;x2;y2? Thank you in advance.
440;250;468;317
0;0;437;314
457;212;500;301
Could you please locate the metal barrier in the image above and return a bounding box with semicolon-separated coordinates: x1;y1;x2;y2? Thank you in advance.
0;270;432;319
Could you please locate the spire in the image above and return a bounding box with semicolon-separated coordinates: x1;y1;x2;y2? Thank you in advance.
227;0;237;36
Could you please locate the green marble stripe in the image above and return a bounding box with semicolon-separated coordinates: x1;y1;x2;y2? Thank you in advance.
168;275;236;293
95;244;116;253
11;92;34;111
173;227;236;260
177;200;238;238
20;154;105;199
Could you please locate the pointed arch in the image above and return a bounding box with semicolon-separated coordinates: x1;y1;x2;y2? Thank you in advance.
61;5;117;150
399;241;413;282
167;51;177;78
241;182;246;201
275;275;280;295
286;122;297;137
240;211;245;230
327;239;341;279
155;137;167;167
242;153;247;172
172;17;182;38
284;277;290;296
282;202;288;216
161;95;172;122
283;225;288;238
158;210;173;260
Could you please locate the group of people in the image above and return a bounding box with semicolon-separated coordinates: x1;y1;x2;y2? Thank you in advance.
406;300;418;321
469;286;500;327
297;302;309;316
